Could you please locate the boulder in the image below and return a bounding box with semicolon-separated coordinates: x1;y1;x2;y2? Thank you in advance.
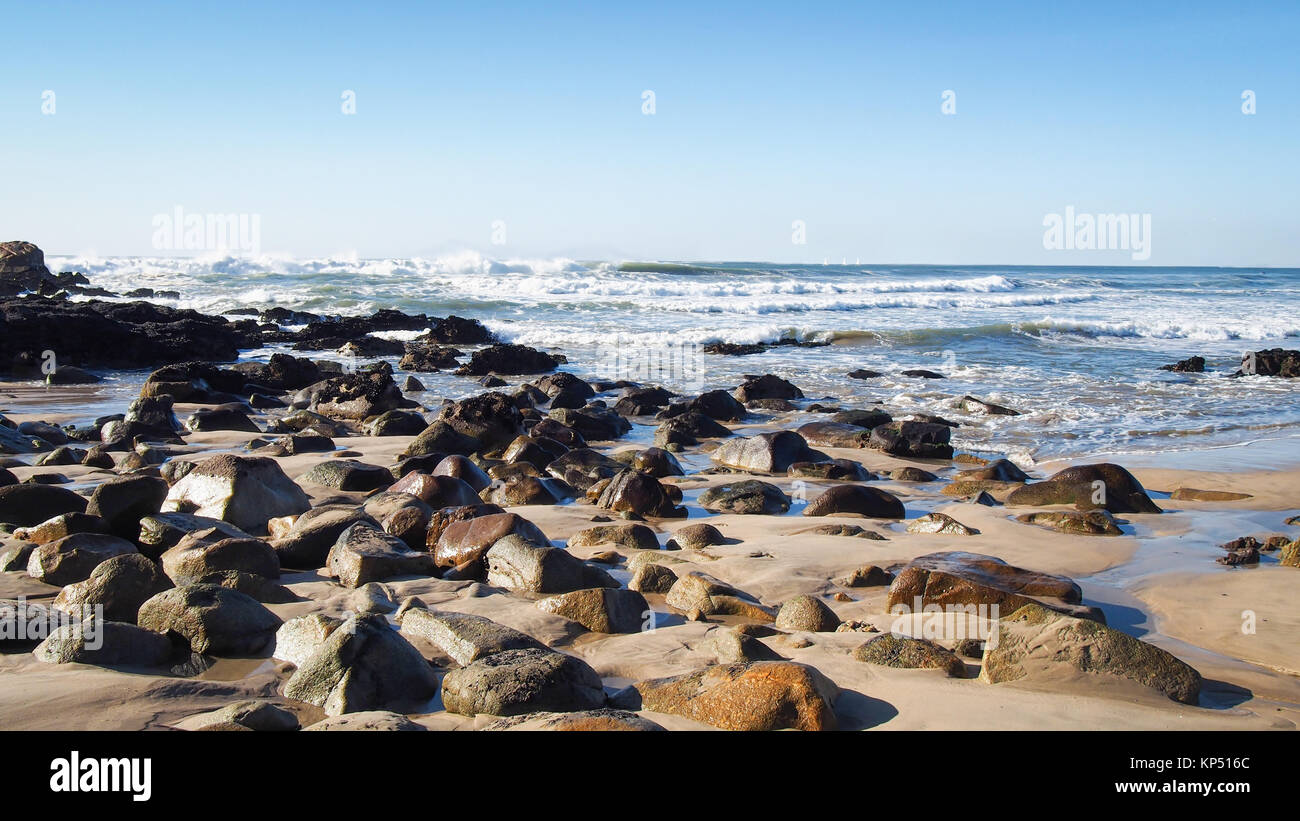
161;530;280;582
698;480;791;515
12;511;108;545
688;390;746;421
284;614;439;715
455;344;559;376
271;506;378;569
308;371;403;420
433;512;549;570
547;406;631;442
326;522;435;588
85;475;168;539
432;455;492;492
483;709;665;731
787;459;872;480
162;454;312;534
546;448;624;492
829;409;892;429
186;405;261;433
957;395;1020;416
401;421;481;458
388;471;479;507
480;475;568;506
363;409;429;437
1160;356;1205;373
630;661;837;731
795;421;872;449
595;470;684;518
629;563;677;593
653;413;732;449
712;431;814;472
803;485;905;518
869;421;953;459
299;460;394;492
137;513;253;559
906;512;977;535
774;595;840;632
303;712;427;731
853;634;965;677
0;483;88;527
438;391;525;451
568;523;659;552
1005;463;1160;514
734;374;803;403
981;603;1201;704
178;700;300;732
440;647;606;716
1015;510;1122;536
399;608;547;665
485;535;617;594
398;343;461;372
665;522;725;550
957;458;1030;483
53;553;172;623
886;552;1096;622
536;588;649;633
137;584;282;656
1237;348;1300;378
27;533;138;586
34;620;175;668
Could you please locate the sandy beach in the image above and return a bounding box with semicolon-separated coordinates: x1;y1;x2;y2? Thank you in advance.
3;370;1297;732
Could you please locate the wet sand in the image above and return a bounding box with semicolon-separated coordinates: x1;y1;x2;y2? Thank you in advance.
1;381;1298;731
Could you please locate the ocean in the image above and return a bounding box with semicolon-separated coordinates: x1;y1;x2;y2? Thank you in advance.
40;254;1300;467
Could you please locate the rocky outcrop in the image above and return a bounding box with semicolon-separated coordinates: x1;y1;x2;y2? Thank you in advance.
803;485;905;519
137;583;282;656
440;647;606;716
886;552;1097;622
1005;463;1160;514
594;470;684;518
398;608;547;665
162;454;312;534
455;344;560;376
536;588;649;633
869;421;953;459
284;614;439;715
981;603;1201;704
712;430;814;472
853;634;965;677
628;661;838;731
698;480;791;515
1;296;244;375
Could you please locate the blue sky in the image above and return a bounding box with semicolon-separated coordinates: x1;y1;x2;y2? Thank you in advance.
3;0;1297;265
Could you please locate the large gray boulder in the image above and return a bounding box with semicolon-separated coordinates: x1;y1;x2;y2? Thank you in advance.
440;647;606;717
27;533;138;586
398;608;547;665
137;583;282;656
53;553;173;623
326;522;435;588
485;535;617;594
536;588;649;634
162;454;311;534
283;614;439;716
711;431;813;473
34;620;175;668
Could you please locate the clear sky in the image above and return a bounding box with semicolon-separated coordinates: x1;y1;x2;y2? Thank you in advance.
3;0;1297;266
